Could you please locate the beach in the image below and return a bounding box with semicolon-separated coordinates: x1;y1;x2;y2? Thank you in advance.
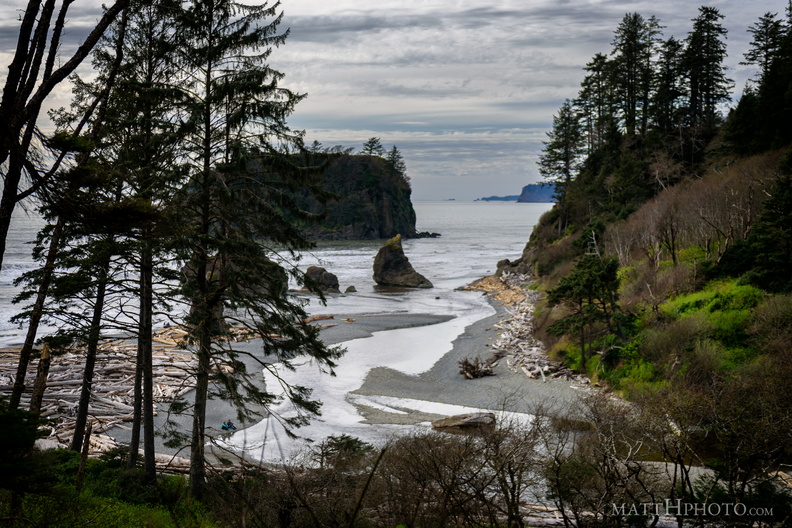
214;281;584;465
0;201;570;463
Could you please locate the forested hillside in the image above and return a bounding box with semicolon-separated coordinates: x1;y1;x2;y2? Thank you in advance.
498;5;792;518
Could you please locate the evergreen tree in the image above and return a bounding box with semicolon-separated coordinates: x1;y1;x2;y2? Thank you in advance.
577;53;617;152
85;0;184;478
652;36;686;132
361;137;385;157
547;254;621;367
683;6;733;129
610;13;662;136
386;145;408;183
742;12;785;85
538;100;585;235
174;0;341;498
7;6;133;412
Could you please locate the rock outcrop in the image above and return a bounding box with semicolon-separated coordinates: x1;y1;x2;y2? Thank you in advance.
372;234;432;288
304;266;340;293
516;183;555;203
294;154;421;240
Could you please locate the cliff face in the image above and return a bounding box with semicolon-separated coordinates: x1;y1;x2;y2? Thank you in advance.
516;183;555;203
297;154;418;240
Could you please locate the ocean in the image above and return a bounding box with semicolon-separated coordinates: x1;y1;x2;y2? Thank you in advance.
0;200;554;460
226;200;555;461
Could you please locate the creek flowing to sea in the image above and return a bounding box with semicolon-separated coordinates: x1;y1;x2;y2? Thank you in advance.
0;201;553;462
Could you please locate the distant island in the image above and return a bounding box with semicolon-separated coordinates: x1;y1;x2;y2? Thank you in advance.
476;183;555;203
476;195;520;202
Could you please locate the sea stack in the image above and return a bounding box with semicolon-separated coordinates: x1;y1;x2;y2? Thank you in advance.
372;234;433;288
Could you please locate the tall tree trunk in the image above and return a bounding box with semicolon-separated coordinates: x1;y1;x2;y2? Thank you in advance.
128;334;143;468
141;239;156;481
28;342;51;416
9;216;64;409
70;254;111;452
189;51;215;500
189;314;212;500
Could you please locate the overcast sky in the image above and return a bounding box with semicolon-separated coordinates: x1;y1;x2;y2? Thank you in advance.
2;0;790;200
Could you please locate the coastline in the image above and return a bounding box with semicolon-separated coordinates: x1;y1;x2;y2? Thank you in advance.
349;301;582;426
1;273;585;465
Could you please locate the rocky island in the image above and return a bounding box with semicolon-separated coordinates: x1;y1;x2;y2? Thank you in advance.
294;153;424;240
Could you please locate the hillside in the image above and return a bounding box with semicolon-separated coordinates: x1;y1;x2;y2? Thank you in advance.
496;7;792;518
516;183;554;203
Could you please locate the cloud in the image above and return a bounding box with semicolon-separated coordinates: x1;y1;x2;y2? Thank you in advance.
2;0;787;200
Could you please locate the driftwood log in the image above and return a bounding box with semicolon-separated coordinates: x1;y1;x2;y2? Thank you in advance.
458;356;495;379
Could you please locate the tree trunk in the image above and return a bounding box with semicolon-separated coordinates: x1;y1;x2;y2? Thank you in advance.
128;335;143;468
189;307;213;500
9;216;64;409
75;422;93;492
141;240;156;481
28;342;52;416
70;254;111;452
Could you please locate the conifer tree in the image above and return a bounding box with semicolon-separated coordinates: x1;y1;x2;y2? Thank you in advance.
82;0;184;477
386;145;408;184
742;12;785;85
173;0;341;498
683;6;733;129
361;137;385;157
652;37;686;132
610;13;662;136
538;100;585;235
576;53;617;152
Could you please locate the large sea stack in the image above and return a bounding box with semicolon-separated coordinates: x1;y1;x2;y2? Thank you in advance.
372;234;432;288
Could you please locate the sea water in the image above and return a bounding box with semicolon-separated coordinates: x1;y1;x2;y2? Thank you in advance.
0;201;553;460
224;201;553;462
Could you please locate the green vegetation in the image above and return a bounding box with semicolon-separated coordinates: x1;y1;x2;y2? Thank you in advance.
497;5;792;522
0;447;218;527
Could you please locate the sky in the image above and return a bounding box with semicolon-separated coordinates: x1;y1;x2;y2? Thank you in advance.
2;0;790;200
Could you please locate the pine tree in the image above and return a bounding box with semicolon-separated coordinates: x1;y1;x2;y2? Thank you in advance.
174;0;341;498
683;6;733;129
538;100;585;235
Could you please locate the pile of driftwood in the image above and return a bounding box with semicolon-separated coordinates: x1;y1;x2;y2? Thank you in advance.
472;272;587;384
0;326;197;454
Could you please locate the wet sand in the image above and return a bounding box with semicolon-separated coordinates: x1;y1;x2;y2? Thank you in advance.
110;301;583;460
349;303;582;425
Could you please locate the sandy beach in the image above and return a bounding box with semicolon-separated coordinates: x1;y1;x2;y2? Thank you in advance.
349;302;582;425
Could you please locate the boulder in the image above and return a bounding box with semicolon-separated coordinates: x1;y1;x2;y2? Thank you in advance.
432;412;496;432
372;234;433;288
345;285;357;293
305;266;341;293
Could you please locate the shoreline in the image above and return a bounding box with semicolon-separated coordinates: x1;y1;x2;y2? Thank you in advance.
1;274;586;465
